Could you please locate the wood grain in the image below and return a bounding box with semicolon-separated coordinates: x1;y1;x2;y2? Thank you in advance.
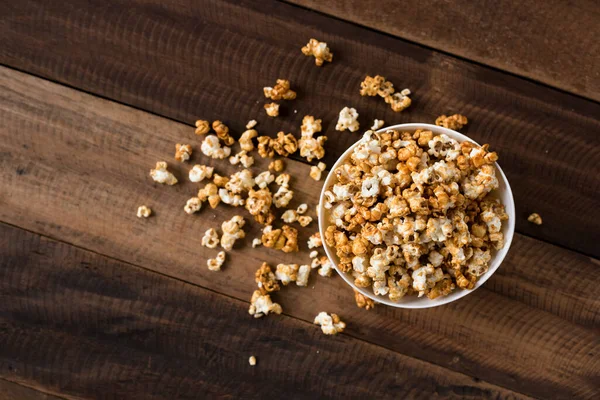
1;67;598;399
0;379;66;400
1;0;599;256
286;0;600;101
0;223;533;400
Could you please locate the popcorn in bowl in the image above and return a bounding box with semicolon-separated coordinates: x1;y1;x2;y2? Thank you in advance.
318;123;515;308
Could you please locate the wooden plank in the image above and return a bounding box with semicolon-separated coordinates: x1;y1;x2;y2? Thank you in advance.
1;67;598;399
0;0;599;256
0;224;532;400
0;379;66;400
287;0;600;101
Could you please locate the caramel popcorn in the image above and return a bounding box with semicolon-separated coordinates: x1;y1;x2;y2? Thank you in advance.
213;174;229;188
255;171;275;189
385;89;412;112
255;262;280;294
323;128;508;301
264;102;280;117
299;115;327;162
275;264;299;285
175;144;193;162
371;119;385;130
261;225;298;253
207;251;226;271
527;212;542;225
189;165;214;183
198;183;221;208
257;136;275;158
336;107;360;132
201;135;231;159
281;209;298;224
221;215;246;251
202;228;220;248
240;129;258;152
435;114;468;131
272;132;298;157
249;290;282;318
150;161;178;185
249;356;256;366
359;75;394;97
195;119;210;135
246;188;274;225
225;169;254;193
275;173;291;188
269;159;285;172
307;232;323;249
246;120;257;129
314;312;346;335
310;162;327;181
263;79;297;101
229;151;254;168
136;205;152;218
274;185;294;208
301;38;333;66
212;120;235;146
298;216;313;227
184;197;202;214
354;290;375;310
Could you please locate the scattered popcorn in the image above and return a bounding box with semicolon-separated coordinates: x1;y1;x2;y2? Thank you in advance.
309;162;327;181
262;225;299;253
274;185;294;208
360;75;394;97
299;115;327;162
184;197;202;214
150;161;178;185
175;143;193;162
275;264;299;285
335;107;360;132
212;120;235;146
263;79;297;101
218;188;245;207
257;136;275;158
296;265;311;286
297;204;308;214
301;38;333;67
249;356;256;366
136;205;152;218
269;159;285;172
307;232;323;249
249;290;282;318
255;262;280;294
281;209;298;223
195;120;210;135
272;132;298;157
213;174;230;188
202;228;220;248
264;102;280;117
309;250;319;258
527;212;543;225
317;256;334;277
275;173;291;188
252;238;262;248
371;119;385;130
189;165;214;183
314;312;346;335
354;290;375;310
198;183;221;209
298;215;313;227
221;215;246;251
226;169;255;193
385;89;412;112
207;251;226;271
435;114;468;131
201;135;231;159
255;171;275;189
246;188;275;225
240;129;258;152
246;120;257;129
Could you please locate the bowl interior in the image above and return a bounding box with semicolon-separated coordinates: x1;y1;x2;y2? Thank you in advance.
318;123;515;309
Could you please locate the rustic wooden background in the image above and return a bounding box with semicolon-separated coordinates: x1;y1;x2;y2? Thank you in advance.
1;0;599;399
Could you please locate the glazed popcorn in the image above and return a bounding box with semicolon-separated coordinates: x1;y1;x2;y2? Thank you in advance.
249;290;282;318
263;79;297;101
252;238;262;248
264;102;280;117
527;212;542;225
136;205;152;218
184;197;202;214
221;215;246;251
246;188;275;225
313;256;334;277
310;162;327;181
275;173;290;188
360;75;394;97
307;232;323;249
150;161;178;185
371;119;385;130
324;128;508;301
202;228;220;248
354;290;375;310
314;312;346;335
225;169;255;193
207;251;226;271
212;120;235;146
229;151;254;168
246;120;257;129
175;143;193;162
257;136;275;158
195;119;210;135
262;225;299;253
296;265;311;286
189;165;214;183
255;262;280;294
240;129;258;152
272;132;298;157
201;135;231;159
297;203;308;214
218;188;245;207
435;114;468;131
274;186;294;208
281;209;298;224
213;174;230;188
249;356;257;366
198;183;221;209
275;264;299;285
255;171;275;189
269;159;285;172
336;107;360;132
298;216;313;227
385;89;412;112
299;115;327;162
301;38;333;66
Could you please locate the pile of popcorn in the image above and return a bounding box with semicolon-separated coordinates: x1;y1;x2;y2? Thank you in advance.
322;128;508;300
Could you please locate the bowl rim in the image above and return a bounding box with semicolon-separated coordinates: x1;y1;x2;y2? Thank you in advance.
318;123;516;309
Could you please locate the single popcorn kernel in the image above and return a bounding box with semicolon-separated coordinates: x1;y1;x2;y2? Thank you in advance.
264;102;280;117
296;265;310;286
240;129;258;152
314;312;346;335
435;114;468;131
246;120;257;129
275;264;299;285
309;162;327;181
150;161;178;185
354;290;375;310
252;238;262;248
359;75;394;97
249;290;282;318
198;183;221;209
257;136;275;158
249;356;257;366
261;225;298;252
298;216;313;227
189;165;214;183
201;135;231;159
221;215;246;251
385;89;412;112
371;119;385;130
269;159;285;172
201;228;220;248
212;120;235;146
136;205;152;218
272;132;298;157
184;197;202;214
207;251;226;271
527;212;543;225
175;143;193;162
195;120;210;135
336;107;360;132
307;232;323;249
263;79;297;101
301;38;333;67
255;262;280;294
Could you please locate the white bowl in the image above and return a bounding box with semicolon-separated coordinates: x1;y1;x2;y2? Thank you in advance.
318;123;515;309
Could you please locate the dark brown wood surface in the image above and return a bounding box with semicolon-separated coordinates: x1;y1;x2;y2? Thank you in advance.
1;67;598;399
287;0;600;101
1;223;534;400
0;379;64;400
1;0;600;256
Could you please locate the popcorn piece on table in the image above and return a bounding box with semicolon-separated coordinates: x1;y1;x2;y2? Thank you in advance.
195;119;210;135
281;209;298;224
309;250;319;259
272;132;298;157
269;159;285;172
207;251;226;271
435;114;468;131
275;264;299;285
371;119;385;130
212;120;235;146
201;228;220;249
275;173;291;188
299;115;327;162
257;136;275;158
264;102;280;117
359;75;394;97
184;197;202;214
354;290;375;310
274;185;294;208
310;162;327;181
175;143;193;162
527;212;542;225
189;165;214;183
297;204;308;214
249;290;282;318
307;232;323;249
297;216;313;227
255;171;275;189
315;256;333;277
246;188;275;225
263;79;297;101
150;161;177;185
225;169;255;193
384;89;412;112
296;265;310;287
335;107;359;132
246;120;257;129
229;151;254;168
261;225;299;253
198;183;221;209
314;312;346;335
301;38;333;67
201;135;231;159
213;174;229;188
249;356;257;366
252;238;262;248
221;215;246;251
255;262;280;294
136;205;152;218
240;129;258;152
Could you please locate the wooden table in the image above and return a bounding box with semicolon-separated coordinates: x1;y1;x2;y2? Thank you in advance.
1;1;599;399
